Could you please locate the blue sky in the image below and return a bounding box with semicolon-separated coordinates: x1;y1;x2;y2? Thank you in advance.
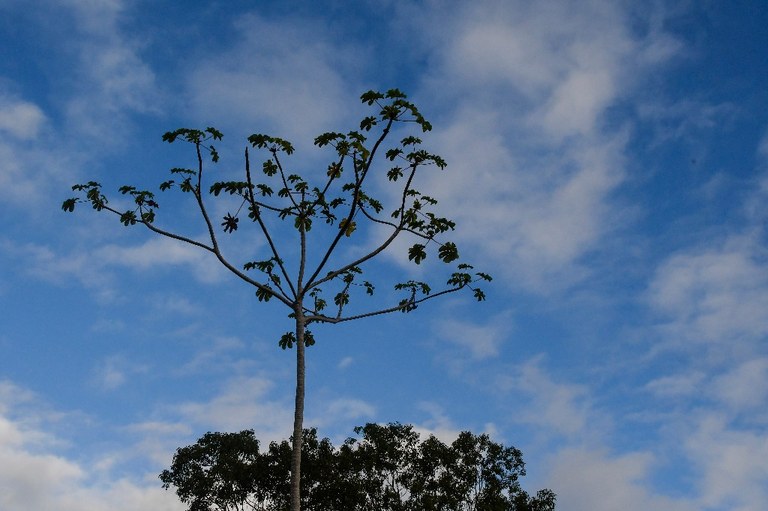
1;1;767;509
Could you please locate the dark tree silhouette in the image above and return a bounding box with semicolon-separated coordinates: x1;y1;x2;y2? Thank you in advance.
64;90;490;511
160;424;557;511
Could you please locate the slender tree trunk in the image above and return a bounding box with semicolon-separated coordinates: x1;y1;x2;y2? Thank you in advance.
290;309;306;511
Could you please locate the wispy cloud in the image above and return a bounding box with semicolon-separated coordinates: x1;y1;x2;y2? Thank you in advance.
432;311;511;360
546;447;696;511
175;375;293;439
685;414;768;510
92;355;148;392
0;92;46;140
648;234;768;355
405;0;681;292
500;358;602;441
56;0;162;137
185;13;364;149
0;380;184;511
2;235;227;302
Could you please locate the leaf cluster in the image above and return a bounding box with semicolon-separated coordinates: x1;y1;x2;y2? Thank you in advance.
62;89;491;339
160;423;556;511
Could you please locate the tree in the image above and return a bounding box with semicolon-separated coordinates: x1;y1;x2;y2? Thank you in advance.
63;89;491;511
160;424;557;511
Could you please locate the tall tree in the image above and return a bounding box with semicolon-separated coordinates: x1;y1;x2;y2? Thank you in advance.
63;89;490;511
160;424;557;511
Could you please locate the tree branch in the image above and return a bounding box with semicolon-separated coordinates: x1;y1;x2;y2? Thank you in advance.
305;285;466;324
304;118;395;290
245;147;297;299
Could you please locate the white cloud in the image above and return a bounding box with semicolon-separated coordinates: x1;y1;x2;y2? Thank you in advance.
175;375;293;439
759;128;768;159
3;235;227;301
186;14;363;149
685;415;768;511
57;0;162;137
406;402;461;443
0;104;77;207
93;355;148;391
404;0;679;291
337;356;354;369
313;398;375;426
712;357;768;412
644;371;706;399
0;94;46;139
648;234;768;351
175;336;248;375
636;98;737;148
0;381;184;511
433;311;510;359
545;447;695;511
422;110;629;291
538;69;616;138
96;237;224;283
499;358;601;440
496;362;702;511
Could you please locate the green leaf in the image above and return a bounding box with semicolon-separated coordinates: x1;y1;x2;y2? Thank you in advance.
209;145;219;162
205;127;223;140
170;167;196;176
243;259;276;273
385;148;403;161
179;178;194;193
387;166;403;181
294;215;312;232
248;134;271;149
447;271;472;287
314;132;345;147
339;218;356;237
256;286;273;302
477;272;493;282
408;243;427;264
360;116;377;131
262;160;278;176
438;242;459;263
398;298;416;312
210;181;251;197
120;211;137;226
334;291;349;307
313;296;327;312
221;213;239;233
255;184;273;197
61;198;77;212
360;90;384;105
385;88;407;99
279;331;295;349
400;136;422;146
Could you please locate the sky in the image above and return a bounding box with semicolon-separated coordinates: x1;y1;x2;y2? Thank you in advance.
1;0;767;510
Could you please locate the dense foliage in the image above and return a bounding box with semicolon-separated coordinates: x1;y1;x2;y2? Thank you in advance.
160;423;556;511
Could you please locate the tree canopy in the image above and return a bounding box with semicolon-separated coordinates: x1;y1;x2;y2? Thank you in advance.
160;423;556;511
